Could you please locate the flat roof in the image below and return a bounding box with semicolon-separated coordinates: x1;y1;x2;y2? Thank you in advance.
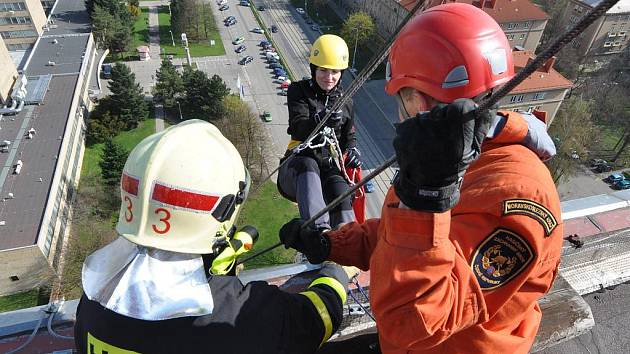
0;0;91;249
579;0;630;14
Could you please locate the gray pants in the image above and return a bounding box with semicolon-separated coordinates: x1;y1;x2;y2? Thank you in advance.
278;156;355;229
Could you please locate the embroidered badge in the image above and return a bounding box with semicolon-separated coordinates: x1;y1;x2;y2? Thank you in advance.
471;229;534;290
503;199;557;236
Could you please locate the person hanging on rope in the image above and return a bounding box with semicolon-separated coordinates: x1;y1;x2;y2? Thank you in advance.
277;34;362;231
74;120;355;354
278;3;563;353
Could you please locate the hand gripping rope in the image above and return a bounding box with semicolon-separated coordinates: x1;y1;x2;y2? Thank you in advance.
238;0;623;265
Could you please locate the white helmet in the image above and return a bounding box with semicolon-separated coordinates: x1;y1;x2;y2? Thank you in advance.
116;119;250;254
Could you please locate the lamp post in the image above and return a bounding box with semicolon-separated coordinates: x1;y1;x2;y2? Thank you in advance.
169;30;175;46
177;101;183;121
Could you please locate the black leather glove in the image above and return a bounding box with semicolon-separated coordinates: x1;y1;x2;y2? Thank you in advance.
392;99;493;212
345;147;361;168
279;218;330;264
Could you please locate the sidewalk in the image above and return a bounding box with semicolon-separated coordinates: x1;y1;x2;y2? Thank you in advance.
146;4;165;132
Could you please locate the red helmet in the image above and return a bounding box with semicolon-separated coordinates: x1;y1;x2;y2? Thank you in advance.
385;3;514;103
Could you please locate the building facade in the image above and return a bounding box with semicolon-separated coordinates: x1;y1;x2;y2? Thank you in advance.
0;36;18;103
497;50;573;123
336;0;549;52
561;0;630;59
0;0;47;51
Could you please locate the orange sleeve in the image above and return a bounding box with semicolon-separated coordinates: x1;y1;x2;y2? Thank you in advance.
490;111;528;145
325;219;380;271
369;201;489;350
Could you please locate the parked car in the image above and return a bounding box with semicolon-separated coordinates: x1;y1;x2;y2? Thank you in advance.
594;163;613;173
614;179;630;190
224;16;235;23
225;19;237;26
217;0;227;5
276;75;287;82
232;36;245;45
261;111;272;122
305;18;313;25
101;63;112;79
259;40;271;47
279;88;288;96
281;80;291;89
273;68;286;75
239;56;253;65
252;27;265;34
311;25;319;31
606;173;625;184
269;62;283;69
296;7;305;14
258;5;265;11
364;180;375;193
271;25;278;33
590;158;608;167
219;4;229;11
239;0;249;6
235;45;246;53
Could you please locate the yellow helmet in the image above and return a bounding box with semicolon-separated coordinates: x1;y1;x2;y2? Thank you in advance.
115;119;250;254
309;34;349;70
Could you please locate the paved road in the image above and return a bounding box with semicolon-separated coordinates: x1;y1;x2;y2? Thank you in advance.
556;164;622;201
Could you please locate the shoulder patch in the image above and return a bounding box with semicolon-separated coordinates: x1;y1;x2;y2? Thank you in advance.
471;228;534;290
503;199;557;236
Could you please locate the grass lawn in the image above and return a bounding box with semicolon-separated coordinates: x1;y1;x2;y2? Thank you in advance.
238;181;298;269
158;5;225;58
0;290;39;313
82;118;156;178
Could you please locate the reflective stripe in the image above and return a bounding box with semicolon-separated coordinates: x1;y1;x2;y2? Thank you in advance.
300;291;333;346
309;276;347;304
87;332;139;353
287;139;302;150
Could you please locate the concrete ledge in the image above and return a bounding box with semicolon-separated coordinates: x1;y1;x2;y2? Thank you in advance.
531;275;594;352
0;299;78;338
561;194;629;220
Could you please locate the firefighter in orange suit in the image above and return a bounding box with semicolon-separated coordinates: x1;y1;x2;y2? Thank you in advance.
278;3;563;354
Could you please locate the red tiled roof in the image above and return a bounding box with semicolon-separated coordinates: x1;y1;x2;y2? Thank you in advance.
400;0;550;22
510;50;573;94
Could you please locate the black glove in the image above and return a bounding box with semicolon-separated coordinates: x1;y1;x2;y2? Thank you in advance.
345;147;361;168
279;218;330;264
325;109;343;128
392;99;493;212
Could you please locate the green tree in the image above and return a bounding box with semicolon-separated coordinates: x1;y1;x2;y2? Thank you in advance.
340;12;376;67
88;0;133;54
109;63;148;128
153;59;184;110
100;139;129;186
546;96;596;184
182;68;230;121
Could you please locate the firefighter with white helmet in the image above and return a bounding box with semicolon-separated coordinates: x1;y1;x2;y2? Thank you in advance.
279;3;561;353
74;120;352;353
277;34;362;232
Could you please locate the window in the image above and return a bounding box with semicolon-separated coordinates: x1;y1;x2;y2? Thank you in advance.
0;16;31;25
570;15;579;24
613;42;621;46
519;33;526;40
524;21;531;28
574;5;583;13
609;32;617;37
507;23;517;30
0;30;36;38
10;275;19;282
604;41;612;47
0;2;26;12
619;31;627;36
510;95;525;103
507;34;514;40
533;92;546;100
6;42;31;50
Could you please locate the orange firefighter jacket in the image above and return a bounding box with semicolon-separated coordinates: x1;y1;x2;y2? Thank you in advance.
326;111;563;354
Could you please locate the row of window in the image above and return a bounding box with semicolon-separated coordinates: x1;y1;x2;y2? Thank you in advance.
509;92;546;103
604;41;625;47
505;21;532;30
512;106;542;114
0;16;31;25
507;33;527;41
0;2;26;12
608;31;628;37
6;42;31;50
0;30;36;38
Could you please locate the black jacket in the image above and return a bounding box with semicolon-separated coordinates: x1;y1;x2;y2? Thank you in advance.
74;267;347;354
286;80;356;160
